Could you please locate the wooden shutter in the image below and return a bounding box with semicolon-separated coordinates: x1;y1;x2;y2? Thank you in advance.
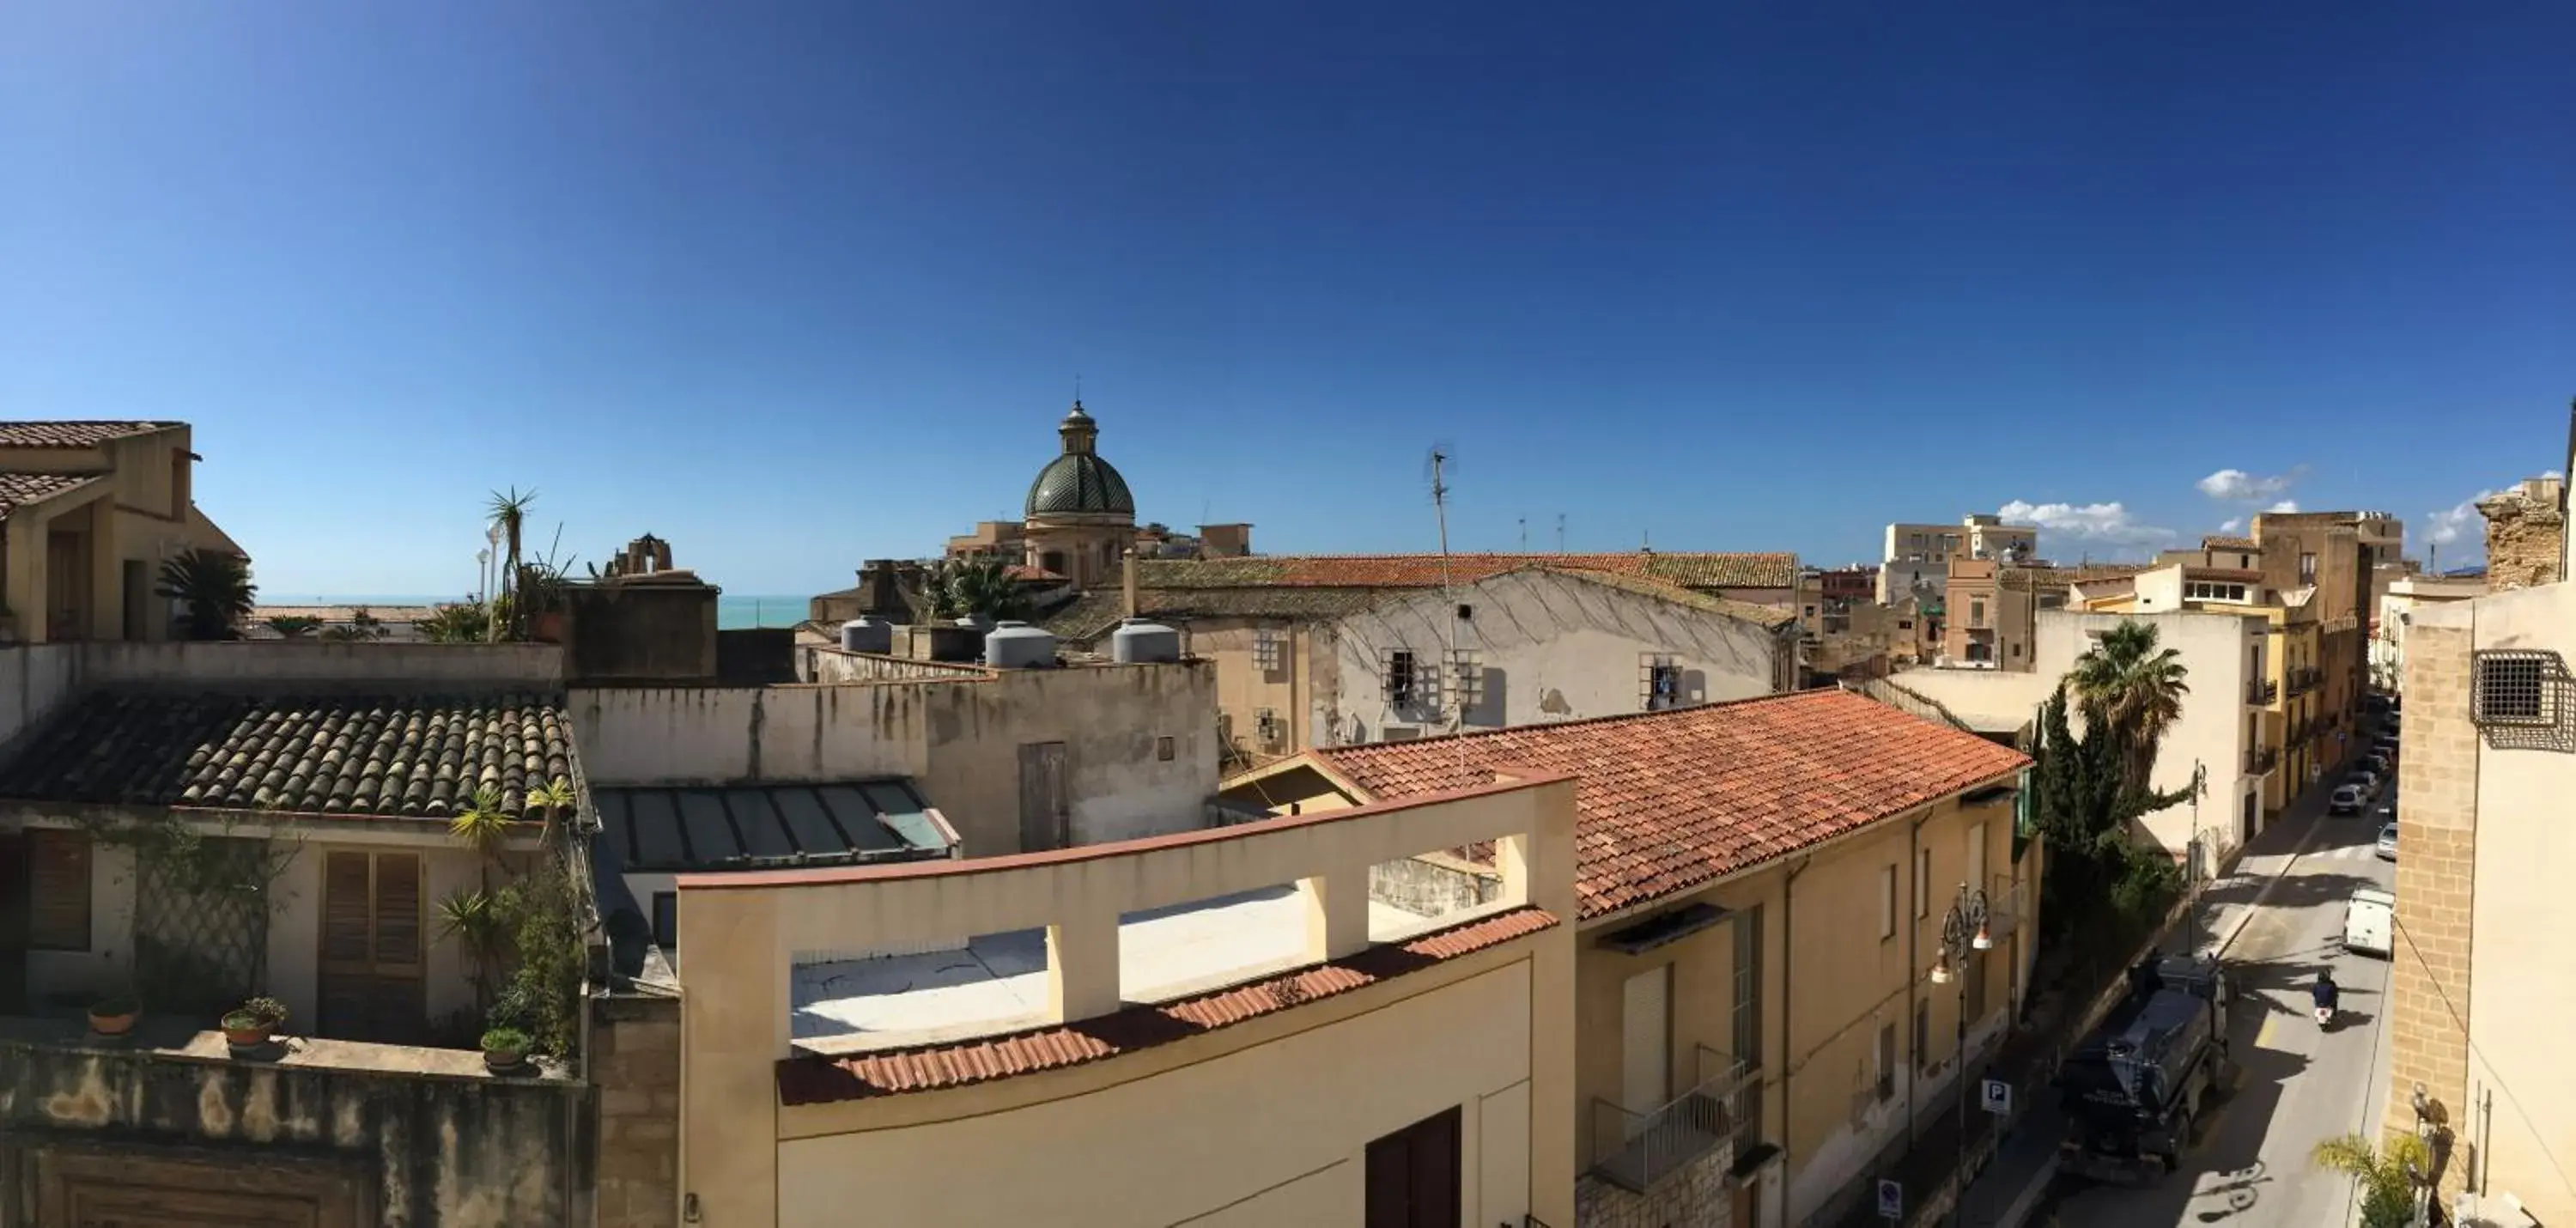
317;851;425;1043
27;830;92;951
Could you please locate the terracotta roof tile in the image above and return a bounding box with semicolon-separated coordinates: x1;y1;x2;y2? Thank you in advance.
1316;689;2030;919
1137;550;1799;592
775;905;1558;1104
0;690;575;818
0;421;180;448
2201;535;2258;551
0;471;100;518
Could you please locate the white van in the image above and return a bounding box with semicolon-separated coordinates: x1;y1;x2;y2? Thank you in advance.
2343;888;2395;958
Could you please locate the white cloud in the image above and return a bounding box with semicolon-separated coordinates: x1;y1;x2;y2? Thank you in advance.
2197;468;2300;502
2425;491;2503;548
1997;500;2177;547
2265;500;2300;514
2217;517;2244;533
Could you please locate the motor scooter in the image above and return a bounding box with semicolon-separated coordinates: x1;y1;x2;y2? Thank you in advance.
2314;1005;2334;1027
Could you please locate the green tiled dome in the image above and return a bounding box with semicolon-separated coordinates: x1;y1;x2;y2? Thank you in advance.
1024;401;1136;518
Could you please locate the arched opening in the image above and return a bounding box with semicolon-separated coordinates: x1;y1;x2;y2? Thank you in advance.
1041;550;1066;575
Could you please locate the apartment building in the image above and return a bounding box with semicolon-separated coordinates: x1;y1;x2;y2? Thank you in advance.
1223;689;2037;1227
2379;414;2573;1228
1883;515;2036;568
0;421;244;644
1941;561;2069;669
665;769;1583;1227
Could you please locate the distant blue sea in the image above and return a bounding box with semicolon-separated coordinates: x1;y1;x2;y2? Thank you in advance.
266;593;812;629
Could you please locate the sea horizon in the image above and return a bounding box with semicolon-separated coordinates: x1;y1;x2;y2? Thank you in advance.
261;593;812;630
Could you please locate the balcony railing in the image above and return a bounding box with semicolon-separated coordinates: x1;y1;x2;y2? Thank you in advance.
2287;666;2323;696
2246;678;2279;705
1589;1045;1758;1195
2245;745;2278;775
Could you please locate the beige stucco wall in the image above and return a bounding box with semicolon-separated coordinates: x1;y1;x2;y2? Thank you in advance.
675;772;1581;1227
2387;582;2576;1220
1176;616;1332;767
2033;609;2264;854
779;959;1541;1227
1326;570;1781;743
569;664;1218;855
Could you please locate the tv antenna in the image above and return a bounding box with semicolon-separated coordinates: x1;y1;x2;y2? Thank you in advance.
1557;514;1566;554
1425;443;1471;747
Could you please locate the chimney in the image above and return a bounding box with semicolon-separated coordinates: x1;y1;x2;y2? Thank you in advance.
1123;548;1140;619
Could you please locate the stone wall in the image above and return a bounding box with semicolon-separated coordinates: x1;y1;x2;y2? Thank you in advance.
2383;619;2478;1200
1369;853;1502;917
1575;1148;1738;1228
0;1024;588;1226
2479;479;2567;593
592;991;681;1228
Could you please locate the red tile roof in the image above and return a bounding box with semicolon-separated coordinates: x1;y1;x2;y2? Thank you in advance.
2202;535;2258;552
775;905;1558;1104
0;472;100;519
1315;689;2030;919
1138;550;1800;591
0;421;180;448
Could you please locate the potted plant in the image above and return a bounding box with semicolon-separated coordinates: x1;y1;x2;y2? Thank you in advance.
88;991;140;1037
480;1025;532;1073
220;996;289;1049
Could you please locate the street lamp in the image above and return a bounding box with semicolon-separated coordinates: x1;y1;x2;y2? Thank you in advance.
1931;882;1990;1225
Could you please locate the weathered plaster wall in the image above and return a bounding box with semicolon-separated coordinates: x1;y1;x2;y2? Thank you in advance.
568;663;1217;856
1328;570;1781;743
592;992;680;1228
0;1030;588;1226
0;646;77;756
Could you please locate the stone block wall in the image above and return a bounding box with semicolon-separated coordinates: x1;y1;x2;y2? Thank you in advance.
2480;481;2567;593
594;992;681;1228
2383;621;2479;1197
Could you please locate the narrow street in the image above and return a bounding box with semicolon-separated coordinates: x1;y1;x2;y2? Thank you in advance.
2046;785;2397;1228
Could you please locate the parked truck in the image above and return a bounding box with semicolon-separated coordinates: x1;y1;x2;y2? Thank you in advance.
2056;953;2235;1182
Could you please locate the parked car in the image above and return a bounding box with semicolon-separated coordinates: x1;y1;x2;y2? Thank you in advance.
2348;769;2380;794
2366;753;2391;775
2377;823;2398;860
2331;785;2366;816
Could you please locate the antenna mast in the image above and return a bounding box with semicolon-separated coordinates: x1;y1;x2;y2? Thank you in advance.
1429;448;1468;748
1557;514;1567;554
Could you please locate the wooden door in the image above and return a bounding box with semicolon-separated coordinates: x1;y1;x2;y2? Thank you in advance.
316;851;425;1043
1364;1105;1461;1228
46;530;88;641
1017;742;1070;852
0;834;26;1015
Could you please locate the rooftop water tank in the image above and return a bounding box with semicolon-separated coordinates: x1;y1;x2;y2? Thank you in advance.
1111;617;1182;665
984;620;1057;669
839;616;892;654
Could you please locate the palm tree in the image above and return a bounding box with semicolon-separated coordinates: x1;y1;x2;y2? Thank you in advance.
485;488;537;641
525;776;577;849
2067;620;2191;794
2312;1132;2431;1228
448;784;516;890
155;548;257;641
941;556;1033;621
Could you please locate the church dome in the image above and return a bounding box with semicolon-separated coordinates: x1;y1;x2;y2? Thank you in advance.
1024;400;1136;519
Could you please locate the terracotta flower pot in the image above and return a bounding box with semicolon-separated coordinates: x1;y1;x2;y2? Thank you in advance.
222;1023;273;1049
532;611;566;644
483;1048;526;1073
88;1009;138;1037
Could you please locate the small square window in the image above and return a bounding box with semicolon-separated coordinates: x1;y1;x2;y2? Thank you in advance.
1156;735;1175;761
2473;651;2560;726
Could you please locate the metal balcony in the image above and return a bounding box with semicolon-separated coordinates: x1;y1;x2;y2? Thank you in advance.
2246;678;2279;705
1589;1046;1758;1194
2245;745;2279;775
2287;666;2323;696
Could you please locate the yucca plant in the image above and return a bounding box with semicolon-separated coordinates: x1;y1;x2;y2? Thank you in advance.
437;886;510;1011
449;784;516;889
155;547;257;641
526;776;578;848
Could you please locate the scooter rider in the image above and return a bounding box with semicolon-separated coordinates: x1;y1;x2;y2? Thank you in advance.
2312;969;2340;1020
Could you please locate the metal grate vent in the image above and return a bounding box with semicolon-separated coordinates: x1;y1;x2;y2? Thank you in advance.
2472;649;2575;753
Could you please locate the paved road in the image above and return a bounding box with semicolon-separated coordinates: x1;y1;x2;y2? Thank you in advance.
2048;794;2397;1228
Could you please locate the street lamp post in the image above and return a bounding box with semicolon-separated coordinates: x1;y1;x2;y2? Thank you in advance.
1927;882;1992;1225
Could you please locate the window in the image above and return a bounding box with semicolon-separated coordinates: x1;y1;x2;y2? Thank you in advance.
1254;707;1285;751
1874;1022;1897;1101
651;891;677;951
1251;627;1285;672
1039;550;1065;575
1899;620;1914;630
2009;642;2021;660
2473;650;2560;726
1364;1106;1461;1228
1382;649;1419;707
1880;864;1898;939
1641;654;1681;711
2300;552;2318;583
27;829;93;951
1444;647;1485;710
1916;848;1931;919
1156;735;1175;761
1970;599;1986;627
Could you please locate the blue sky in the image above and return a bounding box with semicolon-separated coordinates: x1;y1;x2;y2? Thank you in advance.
3;3;2569;596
